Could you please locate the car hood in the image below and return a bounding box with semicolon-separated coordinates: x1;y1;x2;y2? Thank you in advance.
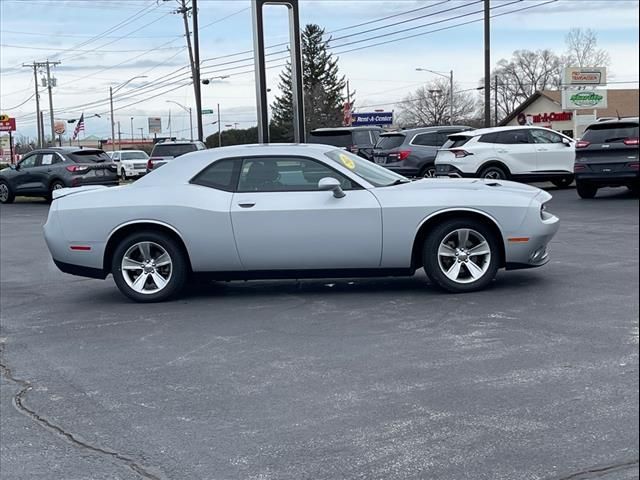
389;178;550;201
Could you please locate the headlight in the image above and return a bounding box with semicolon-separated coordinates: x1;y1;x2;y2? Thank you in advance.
540;202;553;220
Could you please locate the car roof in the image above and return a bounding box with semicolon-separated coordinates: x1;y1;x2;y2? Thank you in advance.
586;117;639;128
35;147;104;154
451;125;550;137
153;140;203;145
310;126;382;133
113;149;147;153
381;126;472;136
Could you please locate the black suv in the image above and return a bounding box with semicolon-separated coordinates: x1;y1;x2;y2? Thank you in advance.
307;126;383;161
0;147;117;203
574;118;639;198
372;126;473;177
147;140;207;172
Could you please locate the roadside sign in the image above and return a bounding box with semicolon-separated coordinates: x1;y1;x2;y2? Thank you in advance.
564;67;607;86
0;115;16;132
351;111;393;126
202;109;214;114
54;120;66;135
562;89;608;110
148;117;162;134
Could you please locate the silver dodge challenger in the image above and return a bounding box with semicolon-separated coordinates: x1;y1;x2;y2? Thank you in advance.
44;144;559;302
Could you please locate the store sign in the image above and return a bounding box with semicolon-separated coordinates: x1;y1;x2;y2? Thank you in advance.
517;111;572;125
148;117;162;134
0;114;16;132
562;89;608;109
351;111;393;126
564;67;607;86
54;120;66;135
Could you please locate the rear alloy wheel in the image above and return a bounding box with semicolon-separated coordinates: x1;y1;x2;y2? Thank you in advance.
47;180;65;202
479;165;507;180
0;181;15;204
551;176;574;189
420;166;437;178
576;181;598;199
423;219;499;293
111;231;187;302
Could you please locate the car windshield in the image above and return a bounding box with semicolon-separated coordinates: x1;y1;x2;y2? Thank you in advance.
121;151;149;160
307;131;352;148
152;144;197;158
376;134;405;149
324;149;408;187
582;123;639;143
68;150;111;163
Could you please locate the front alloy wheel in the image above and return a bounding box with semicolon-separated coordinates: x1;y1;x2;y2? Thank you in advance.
423;219;499;292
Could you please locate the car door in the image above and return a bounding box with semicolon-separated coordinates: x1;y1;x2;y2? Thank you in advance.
230;155;382;270
493;130;538;174
13;153;40;193
530;129;574;173
32;152;61;192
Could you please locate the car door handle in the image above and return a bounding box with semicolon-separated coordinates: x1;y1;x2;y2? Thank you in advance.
496;149;508;153
238;202;255;208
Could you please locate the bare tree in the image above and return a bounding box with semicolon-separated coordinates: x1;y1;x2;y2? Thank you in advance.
487;49;562;124
563;28;611;68
396;78;478;127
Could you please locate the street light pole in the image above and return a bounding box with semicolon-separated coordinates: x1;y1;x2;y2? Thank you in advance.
109;76;147;151
165;100;194;141
130;117;134;140
416;67;454;125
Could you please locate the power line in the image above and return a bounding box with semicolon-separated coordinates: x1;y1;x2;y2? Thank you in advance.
1;93;37;111
0;43;184;54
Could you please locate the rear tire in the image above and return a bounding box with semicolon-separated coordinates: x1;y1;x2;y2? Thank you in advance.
120;169;127;181
628;184;640;196
479;165;508;180
551;176;574;189
0;180;15;204
423;218;500;293
47;180;65;203
419;165;437;178
576;181;598;199
111;231;188;302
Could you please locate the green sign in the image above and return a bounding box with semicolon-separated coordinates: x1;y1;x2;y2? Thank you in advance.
569;92;604;107
561;89;608;110
202;109;214;114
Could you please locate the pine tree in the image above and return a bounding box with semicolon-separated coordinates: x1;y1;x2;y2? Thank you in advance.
270;24;348;142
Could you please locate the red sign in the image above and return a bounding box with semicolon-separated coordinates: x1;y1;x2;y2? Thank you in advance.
0;116;16;132
531;112;572;124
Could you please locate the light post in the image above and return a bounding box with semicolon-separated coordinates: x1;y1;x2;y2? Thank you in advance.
416;68;454;125
138;127;144;140
130;117;134;141
166;100;193;141
109;76;147;151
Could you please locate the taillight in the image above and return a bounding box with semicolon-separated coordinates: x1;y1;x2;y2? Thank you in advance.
65;165;89;173
575;140;590;149
397;150;411;161
574;163;587;172
629;162;639;170
147;159;155;170
450;149;473;158
623;138;639;146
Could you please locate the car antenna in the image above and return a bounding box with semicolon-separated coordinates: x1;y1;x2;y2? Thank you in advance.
616;110;621;120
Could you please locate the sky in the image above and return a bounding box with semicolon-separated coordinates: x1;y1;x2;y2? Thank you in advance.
0;0;638;142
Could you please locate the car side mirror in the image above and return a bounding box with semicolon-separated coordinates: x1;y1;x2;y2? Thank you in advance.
562;137;572;147
9;164;17;170
318;177;345;198
13;164;20;171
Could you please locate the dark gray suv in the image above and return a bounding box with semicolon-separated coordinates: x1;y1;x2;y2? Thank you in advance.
372;126;473;177
307;126;383;161
0;147;117;203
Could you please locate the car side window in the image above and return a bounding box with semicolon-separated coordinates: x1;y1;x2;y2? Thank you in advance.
495;131;532;144
237;157;355;193
19;154;37;169
191;158;239;192
112;152;120;161
531;129;563;144
40;153;56;166
412;133;441;146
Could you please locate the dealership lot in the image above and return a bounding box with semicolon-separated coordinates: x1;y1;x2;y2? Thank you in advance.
1;187;638;479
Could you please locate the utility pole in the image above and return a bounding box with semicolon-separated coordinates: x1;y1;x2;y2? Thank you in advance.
22;62;42;147
483;0;491;127
139;128;144;140
40;112;45;146
110;87;115;151
117;121;122;150
44;60;60;143
217;103;221;147
130;117;134;140
449;69;454;125
494;75;499;126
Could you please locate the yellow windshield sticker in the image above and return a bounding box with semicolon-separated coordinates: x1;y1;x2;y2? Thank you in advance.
339;153;355;170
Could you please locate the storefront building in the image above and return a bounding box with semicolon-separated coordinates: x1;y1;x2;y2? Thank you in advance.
500;89;639;139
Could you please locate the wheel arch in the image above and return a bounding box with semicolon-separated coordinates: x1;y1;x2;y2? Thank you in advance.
103;221;192;274
475;160;511;177
411;208;506;270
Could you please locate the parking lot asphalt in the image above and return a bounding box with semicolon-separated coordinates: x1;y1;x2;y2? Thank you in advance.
0;186;638;480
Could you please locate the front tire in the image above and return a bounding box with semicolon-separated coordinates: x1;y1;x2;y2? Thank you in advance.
479;165;508;180
0;180;15;204
111;231;188;302
576;181;597;199
552;175;574;189
423;219;500;293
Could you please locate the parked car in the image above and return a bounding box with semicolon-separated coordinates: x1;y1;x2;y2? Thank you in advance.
372;126;473;177
435;126;575;187
307;126;383;160
573;118;639;198
44;144;559;302
0;147;117;203
110;150;149;180
147;140;206;172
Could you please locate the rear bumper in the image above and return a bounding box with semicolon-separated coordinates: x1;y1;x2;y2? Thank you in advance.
575;171;639;186
53;260;107;279
435;164;475;178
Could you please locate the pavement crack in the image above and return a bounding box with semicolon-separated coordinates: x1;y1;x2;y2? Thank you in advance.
550;458;639;479
0;347;163;480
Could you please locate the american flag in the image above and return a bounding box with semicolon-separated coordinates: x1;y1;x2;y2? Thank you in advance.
72;113;85;140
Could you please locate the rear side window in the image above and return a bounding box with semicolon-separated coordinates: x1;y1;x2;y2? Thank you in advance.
442;135;471;148
412;132;441;147
68;151;111;163
152;144;197;158
495;131;531;144
582;123;639;143
191;159;238;191
307;132;352;148
478;133;498;143
352;131;372;146
376;134;405;149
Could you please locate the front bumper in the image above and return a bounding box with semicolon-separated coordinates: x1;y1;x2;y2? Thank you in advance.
435;163;475;178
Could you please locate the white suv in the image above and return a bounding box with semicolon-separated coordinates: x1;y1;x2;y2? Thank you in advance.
435;126;575;187
111;150;149;180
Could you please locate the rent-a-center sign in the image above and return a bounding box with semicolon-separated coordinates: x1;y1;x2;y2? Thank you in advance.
0;114;16;132
351;112;393;126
